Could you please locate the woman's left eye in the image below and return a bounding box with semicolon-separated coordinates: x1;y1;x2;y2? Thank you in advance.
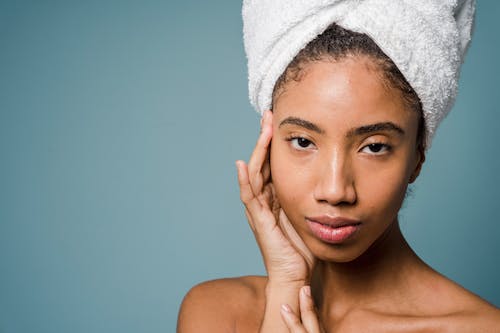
360;143;391;155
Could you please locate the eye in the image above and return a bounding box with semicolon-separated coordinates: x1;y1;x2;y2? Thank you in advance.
360;143;391;155
288;136;315;150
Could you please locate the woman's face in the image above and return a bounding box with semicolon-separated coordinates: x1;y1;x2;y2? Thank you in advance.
270;56;423;262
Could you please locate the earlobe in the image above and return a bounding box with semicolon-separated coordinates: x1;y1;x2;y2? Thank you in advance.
409;149;426;184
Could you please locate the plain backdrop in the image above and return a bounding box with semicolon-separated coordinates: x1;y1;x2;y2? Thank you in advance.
0;1;499;332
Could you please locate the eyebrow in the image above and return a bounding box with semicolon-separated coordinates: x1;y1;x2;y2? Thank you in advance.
279;116;404;137
346;122;405;137
279;117;325;134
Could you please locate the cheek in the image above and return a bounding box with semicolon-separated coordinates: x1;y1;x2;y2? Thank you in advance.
356;159;410;219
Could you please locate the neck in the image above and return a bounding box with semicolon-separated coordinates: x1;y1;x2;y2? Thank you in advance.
310;220;425;319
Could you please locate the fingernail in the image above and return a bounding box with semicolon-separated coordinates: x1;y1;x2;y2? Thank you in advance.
281;304;291;313
303;285;311;297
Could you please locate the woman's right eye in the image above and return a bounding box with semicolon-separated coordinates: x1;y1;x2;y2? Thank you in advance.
289;137;315;150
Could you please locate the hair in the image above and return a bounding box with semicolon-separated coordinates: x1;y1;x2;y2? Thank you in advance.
271;23;426;150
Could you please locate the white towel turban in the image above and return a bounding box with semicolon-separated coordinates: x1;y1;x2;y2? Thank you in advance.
242;0;476;146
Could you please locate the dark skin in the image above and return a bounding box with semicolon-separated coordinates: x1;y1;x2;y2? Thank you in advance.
177;56;500;332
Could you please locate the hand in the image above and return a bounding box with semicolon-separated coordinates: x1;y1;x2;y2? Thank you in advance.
236;110;315;285
280;286;325;333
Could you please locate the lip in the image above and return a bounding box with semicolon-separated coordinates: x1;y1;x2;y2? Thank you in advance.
306;215;361;244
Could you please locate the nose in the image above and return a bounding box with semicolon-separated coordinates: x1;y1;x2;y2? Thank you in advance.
313;150;357;206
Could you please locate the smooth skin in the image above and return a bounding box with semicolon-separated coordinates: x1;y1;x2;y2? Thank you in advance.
177;56;500;332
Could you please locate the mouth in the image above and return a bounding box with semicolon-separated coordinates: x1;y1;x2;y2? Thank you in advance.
306;216;362;244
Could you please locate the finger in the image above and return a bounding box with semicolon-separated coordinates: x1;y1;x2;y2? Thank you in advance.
248;110;273;195
236;160;274;232
236;160;264;216
244;208;255;232
269;183;280;222
262;135;271;183
300;286;321;333
279;210;316;270
262;176;276;203
248;111;272;195
236;160;258;205
280;304;307;333
262;155;271;184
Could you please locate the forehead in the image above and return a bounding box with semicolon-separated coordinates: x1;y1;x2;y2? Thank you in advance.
273;57;417;132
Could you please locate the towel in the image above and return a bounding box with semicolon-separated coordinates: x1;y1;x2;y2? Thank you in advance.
242;0;475;146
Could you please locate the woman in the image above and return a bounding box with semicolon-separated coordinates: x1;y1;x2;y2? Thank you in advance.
178;1;500;332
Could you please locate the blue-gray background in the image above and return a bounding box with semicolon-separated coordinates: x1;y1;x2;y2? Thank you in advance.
0;1;498;332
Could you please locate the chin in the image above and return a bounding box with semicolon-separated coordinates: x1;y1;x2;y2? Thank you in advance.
306;238;369;263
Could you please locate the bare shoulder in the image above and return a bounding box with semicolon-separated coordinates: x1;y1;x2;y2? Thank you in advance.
177;275;267;333
343;282;500;333
453;287;500;332
349;271;500;332
423;274;500;332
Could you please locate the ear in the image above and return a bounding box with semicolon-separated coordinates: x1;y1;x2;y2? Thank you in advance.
409;147;426;184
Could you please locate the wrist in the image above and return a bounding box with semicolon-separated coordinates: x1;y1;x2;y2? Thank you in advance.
265;279;305;296
267;275;307;286
260;279;304;333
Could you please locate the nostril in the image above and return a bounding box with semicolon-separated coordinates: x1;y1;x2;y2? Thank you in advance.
317;195;356;206
316;187;356;204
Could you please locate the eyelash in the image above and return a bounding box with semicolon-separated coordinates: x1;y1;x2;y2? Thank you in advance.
285;136;316;151
360;143;392;155
286;135;392;155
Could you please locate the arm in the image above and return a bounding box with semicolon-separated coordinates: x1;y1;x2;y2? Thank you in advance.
236;110;319;332
178;111;324;332
260;281;304;332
